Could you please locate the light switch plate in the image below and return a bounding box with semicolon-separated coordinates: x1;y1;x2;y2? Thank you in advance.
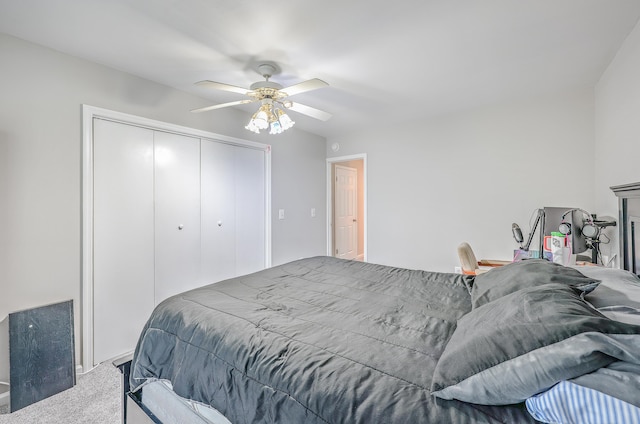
278;209;285;220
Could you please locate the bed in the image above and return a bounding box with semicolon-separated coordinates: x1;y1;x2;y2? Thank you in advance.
120;255;640;424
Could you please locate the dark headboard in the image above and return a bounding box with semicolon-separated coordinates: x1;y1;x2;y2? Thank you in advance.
611;182;640;275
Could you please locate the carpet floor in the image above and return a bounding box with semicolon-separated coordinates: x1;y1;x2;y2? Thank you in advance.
0;363;120;424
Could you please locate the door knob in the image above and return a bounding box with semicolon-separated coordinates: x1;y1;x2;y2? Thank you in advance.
178;224;184;230
352;219;357;222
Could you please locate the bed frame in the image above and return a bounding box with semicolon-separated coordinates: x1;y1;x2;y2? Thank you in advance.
115;354;227;424
611;182;640;274
114;354;159;424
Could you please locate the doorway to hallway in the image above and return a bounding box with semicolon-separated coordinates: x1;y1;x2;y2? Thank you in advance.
327;155;367;261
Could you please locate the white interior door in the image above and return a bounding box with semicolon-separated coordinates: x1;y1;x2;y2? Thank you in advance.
93;119;155;365
154;131;201;304
335;165;358;260
201;140;237;284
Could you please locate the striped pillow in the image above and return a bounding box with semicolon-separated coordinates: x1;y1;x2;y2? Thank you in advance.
526;381;640;424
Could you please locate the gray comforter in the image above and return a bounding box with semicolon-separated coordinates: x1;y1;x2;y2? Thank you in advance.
130;256;534;423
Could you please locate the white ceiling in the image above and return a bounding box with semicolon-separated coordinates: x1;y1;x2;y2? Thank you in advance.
1;0;639;138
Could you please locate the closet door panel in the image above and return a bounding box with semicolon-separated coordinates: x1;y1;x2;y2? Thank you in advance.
201;140;236;284
154;132;201;304
235;147;266;275
93;119;155;365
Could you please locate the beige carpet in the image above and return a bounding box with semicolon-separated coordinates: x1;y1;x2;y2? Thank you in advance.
0;363;120;424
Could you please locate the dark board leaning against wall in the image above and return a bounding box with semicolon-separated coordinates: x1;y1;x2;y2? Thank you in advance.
9;300;75;412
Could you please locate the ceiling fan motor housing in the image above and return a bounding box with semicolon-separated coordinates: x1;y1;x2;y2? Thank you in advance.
256;62;280;79
249;80;283;91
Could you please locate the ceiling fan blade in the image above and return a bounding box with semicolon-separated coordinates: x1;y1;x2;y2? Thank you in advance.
286;102;332;121
195;80;251;95
191;99;256;113
281;78;329;97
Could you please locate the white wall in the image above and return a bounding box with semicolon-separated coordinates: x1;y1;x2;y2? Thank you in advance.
327;89;595;272
0;33;327;366
594;18;640;263
270;133;327;263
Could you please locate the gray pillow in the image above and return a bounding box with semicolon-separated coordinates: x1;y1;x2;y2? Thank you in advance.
431;283;640;405
471;259;600;308
577;266;640;309
575;266;640;325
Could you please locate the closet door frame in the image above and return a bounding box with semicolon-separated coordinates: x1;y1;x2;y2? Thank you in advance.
81;105;271;372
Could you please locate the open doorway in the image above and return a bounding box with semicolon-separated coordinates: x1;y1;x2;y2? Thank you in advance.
327;154;367;261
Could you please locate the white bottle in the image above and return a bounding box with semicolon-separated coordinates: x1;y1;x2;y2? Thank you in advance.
550;232;565;264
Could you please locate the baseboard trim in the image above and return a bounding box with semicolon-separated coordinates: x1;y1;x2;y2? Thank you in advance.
0;390;9;409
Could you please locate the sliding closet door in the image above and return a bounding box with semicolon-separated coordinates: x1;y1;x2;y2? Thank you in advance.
88;110;269;366
201;141;266;282
201;140;237;284
153;132;201;304
93;119;155;365
235;147;266;275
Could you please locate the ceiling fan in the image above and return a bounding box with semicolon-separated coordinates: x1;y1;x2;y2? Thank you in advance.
191;62;331;134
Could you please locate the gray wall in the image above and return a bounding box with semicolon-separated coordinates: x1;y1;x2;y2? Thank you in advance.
0;33;327;365
327;88;596;272
327;6;640;273
594;18;640;264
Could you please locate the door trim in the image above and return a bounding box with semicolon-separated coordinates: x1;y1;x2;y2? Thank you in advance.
326;154;367;261
82;105;271;372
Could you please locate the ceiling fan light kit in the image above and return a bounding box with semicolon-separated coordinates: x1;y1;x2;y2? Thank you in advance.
245;99;295;135
192;61;331;135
